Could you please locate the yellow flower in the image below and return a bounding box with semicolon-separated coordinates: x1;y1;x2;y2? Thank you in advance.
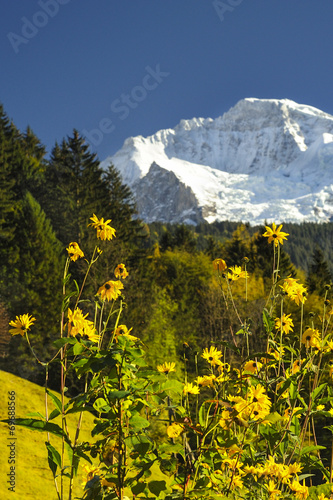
66;241;84;262
288;463;303;475
67;308;88;337
88;214;116;240
324;340;333;354
275;313;294;335
229;474;244;490
289;480;309;500
243;359;262;374
267;480;281;499
227;265;249;281
167;422;183;438
281;277;307;306
283;407;303;420
196;375;216;387
9;314;36;336
291;358;304;374
219;408;233;429
263;222;289;246
202;346;222;366
114;263;129;279
213;258;227;272
114;324;138;341
318;494;330;500
97;280;124;301
248;384;271;417
183;382;200;395
82;322;99;343
301;328;321;349
157;362;176;374
67;308;99;342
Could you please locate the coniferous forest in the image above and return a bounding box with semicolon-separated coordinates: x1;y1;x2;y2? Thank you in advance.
1;102;333;389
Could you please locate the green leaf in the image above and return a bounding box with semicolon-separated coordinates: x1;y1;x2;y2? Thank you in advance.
93;398;111;413
263;308;275;334
26;412;46;420
46;389;63;412
300;445;326;456
53;337;77;349
49;408;61;420
148;480;167;496
235;329;245;335
65;441;73;465
128;414;150;431
312;383;327;402
199;404;206;427
73;342;86;355
160;379;184;394
45;442;61;478
108;390;130;400
10;418;69;442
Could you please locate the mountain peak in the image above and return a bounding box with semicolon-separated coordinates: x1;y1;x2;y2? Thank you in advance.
103;98;333;225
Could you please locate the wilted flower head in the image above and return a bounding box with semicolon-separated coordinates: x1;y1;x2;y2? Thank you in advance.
9;314;36;336
66;242;84;262
263;222;289;246
97;280;124;301
114;263;129;279
213;258;227;272
88;214;116;240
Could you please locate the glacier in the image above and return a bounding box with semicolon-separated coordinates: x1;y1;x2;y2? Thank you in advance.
101;98;333;225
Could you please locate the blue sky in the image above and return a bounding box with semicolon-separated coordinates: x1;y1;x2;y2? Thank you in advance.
1;0;333;160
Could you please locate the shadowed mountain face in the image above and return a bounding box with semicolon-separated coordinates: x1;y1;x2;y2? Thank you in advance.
102;98;333;225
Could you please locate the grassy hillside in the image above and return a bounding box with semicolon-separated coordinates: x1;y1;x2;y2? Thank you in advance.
0;370;96;500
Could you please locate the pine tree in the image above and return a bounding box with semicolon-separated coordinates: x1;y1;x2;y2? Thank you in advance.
306;246;332;295
42;130;111;246
1;192;64;383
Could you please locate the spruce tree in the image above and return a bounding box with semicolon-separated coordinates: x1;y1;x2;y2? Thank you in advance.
1;192;64;383
306;246;332;295
42;130;111;246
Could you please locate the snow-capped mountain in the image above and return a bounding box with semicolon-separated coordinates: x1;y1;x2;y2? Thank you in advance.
101;98;333;225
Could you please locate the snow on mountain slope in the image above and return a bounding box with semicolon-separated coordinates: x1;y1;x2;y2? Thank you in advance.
101;98;333;225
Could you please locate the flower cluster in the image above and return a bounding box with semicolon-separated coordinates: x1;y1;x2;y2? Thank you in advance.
67;307;99;342
281;276;307;305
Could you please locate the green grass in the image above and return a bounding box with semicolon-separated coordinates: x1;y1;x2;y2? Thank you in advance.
0;370;96;500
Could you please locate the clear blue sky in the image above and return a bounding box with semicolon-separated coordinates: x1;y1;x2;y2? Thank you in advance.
1;0;333;160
